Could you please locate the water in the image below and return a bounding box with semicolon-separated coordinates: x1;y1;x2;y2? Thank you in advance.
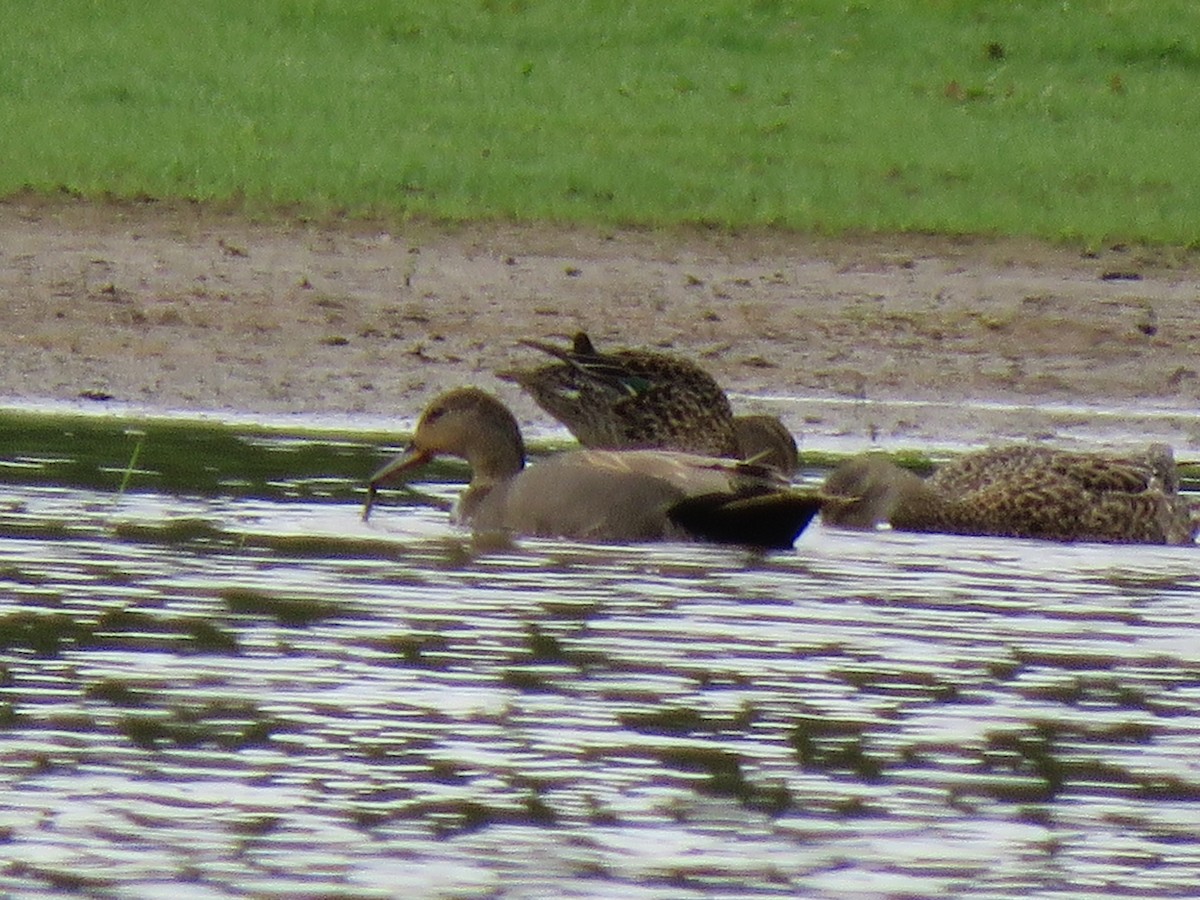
1;410;1199;899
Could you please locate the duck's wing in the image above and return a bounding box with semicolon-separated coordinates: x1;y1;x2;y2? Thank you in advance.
567;449;789;493
937;463;1193;544
931;445;1177;497
503;342;740;456
928;445;1059;494
471;449;814;547
518;335;650;398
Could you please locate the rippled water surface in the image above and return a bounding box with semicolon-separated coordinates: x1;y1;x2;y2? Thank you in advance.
1;410;1198;898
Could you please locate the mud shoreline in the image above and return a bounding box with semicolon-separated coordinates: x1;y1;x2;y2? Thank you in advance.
2;199;1197;452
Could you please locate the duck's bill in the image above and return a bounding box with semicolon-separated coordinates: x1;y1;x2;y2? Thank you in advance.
369;445;432;485
362;446;432;521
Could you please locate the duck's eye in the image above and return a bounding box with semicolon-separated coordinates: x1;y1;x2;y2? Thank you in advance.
422;405;446;426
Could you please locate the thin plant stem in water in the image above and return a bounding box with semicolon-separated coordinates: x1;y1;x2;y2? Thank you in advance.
116;430;146;499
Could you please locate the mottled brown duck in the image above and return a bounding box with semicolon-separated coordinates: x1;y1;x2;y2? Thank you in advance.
498;332;799;474
365;387;821;548
821;444;1196;545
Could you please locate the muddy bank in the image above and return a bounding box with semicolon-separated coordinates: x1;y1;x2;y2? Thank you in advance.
2;199;1197;451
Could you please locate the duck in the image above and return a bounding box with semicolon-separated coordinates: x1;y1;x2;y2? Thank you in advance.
364;387;821;548
733;414;801;476
820;444;1196;545
497;332;799;474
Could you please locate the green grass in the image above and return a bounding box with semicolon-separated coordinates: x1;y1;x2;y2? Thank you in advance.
3;1;1200;242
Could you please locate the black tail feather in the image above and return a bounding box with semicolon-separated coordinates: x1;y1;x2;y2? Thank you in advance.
667;491;822;549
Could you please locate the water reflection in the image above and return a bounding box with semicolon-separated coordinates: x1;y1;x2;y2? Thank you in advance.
1;415;1199;898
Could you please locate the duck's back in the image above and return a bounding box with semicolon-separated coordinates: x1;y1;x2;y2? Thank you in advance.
918;446;1193;544
930;445;1173;495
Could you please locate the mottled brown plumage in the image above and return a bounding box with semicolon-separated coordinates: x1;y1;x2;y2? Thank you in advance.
821;444;1195;545
365;387;820;548
498;332;798;474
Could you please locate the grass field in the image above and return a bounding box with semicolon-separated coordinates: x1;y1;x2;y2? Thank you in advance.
3;1;1199;243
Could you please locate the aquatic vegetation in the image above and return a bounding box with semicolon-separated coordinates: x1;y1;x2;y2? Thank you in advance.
500;669;556;692
83;678;152;707
111;517;231;546
620;707;708;736
656;745;793;816
221;588;343;627
0;701;22;727
363;633;453;669
0;410;378;500
242;533;401;559
180;620;240;654
118;701;275;751
789;715;886;782
523;623;570;664
0;611;94;657
0;566;47;585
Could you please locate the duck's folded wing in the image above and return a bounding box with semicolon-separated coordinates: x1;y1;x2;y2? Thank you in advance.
468;450;798;545
571;449;789;492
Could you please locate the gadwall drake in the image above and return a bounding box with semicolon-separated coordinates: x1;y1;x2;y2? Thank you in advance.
821;444;1196;545
498;332;799;474
365;387;821;548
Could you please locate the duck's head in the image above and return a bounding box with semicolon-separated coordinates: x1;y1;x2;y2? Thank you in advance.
819;453;924;529
370;387;526;486
363;388;528;522
733;414;799;476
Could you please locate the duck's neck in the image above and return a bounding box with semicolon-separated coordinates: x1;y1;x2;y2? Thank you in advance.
885;471;947;528
454;428;525;528
465;441;523;485
463;407;527;489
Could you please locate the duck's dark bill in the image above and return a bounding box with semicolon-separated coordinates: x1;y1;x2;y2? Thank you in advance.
369;446;432;485
363;446;433;521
